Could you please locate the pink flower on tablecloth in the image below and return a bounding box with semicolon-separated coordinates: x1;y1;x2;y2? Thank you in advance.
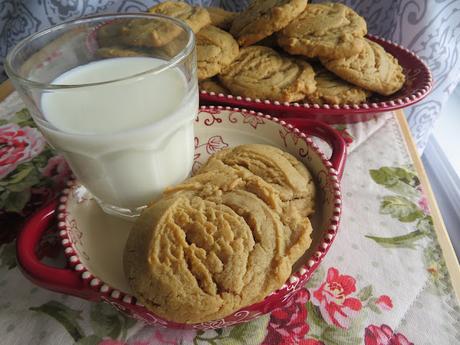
310;267;362;329
41;155;71;188
0;123;45;178
418;196;430;214
364;324;414;345
301;339;325;345
261;289;310;345
375;295;393;311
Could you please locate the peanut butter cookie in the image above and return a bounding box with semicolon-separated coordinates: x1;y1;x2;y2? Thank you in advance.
119;18;181;48
119;2;210;48
199;78;230;94
277;3;367;58
207;7;237;30
148;1;211;33
197;25;239;80
197;144;316;221
124;169;302;323
305;65;371;105
230;0;307;47
166;164;313;265
97;22;124;47
95;46;149;58
219;46;316;102
124;144;316;323
175;144;316;272
320;39;405;96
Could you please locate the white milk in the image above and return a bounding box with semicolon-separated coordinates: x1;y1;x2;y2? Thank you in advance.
40;57;197;210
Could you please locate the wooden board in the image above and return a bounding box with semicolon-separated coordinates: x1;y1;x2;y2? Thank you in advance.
395;109;460;300
0;80;13;102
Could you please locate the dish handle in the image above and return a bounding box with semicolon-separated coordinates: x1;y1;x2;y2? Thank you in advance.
284;118;347;179
16;200;99;301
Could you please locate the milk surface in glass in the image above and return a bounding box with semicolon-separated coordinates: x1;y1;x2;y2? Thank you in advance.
40;57;197;210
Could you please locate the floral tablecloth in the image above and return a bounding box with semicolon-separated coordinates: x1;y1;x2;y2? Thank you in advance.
1;92;459;345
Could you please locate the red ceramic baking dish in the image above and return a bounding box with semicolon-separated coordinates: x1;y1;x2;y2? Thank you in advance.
200;35;433;123
17;107;346;329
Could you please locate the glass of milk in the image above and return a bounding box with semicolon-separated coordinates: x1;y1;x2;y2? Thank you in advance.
5;14;198;219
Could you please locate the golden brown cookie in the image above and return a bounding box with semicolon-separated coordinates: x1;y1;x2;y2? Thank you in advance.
230;0;307;47
119;2;210;48
97;22;124;47
199;78;230;94
166;163;313;263
197;144;316;222
320;39;406;96
95;46;149;58
219;46;316;102
119;18;182;48
277;3;367;58
124;170;300;323
305;65;371;105
196;25;239;80
207;7;237;30
124;144;316;323
148;1;211;33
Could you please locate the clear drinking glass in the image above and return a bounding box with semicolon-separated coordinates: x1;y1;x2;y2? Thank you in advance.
5;14;198;219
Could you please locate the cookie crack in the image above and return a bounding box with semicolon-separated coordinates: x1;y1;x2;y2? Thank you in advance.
171;203;219;296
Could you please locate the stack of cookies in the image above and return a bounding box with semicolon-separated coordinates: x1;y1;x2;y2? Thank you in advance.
96;1;406;105
124;144;316;323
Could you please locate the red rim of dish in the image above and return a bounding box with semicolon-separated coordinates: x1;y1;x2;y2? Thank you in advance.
199;35;433;115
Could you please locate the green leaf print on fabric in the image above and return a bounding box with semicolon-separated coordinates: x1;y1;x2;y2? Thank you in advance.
370;166;420;198
367;166;429;249
0;242;17;270
365;230;427;249
3;189;31;213
380;196;424;222
366;298;382;314
357;285;373;301
90;302;136;341
306;301;327;337
75;335;103;345
9;108;36;128
30;301;85;341
30;301;137;344
193;315;269;345
225;316;269;344
424;245;450;296
305;265;326;290
367;166;452;296
0;164;39;188
321;325;363;345
416;216;435;240
3;162;46;199
0;163;41;212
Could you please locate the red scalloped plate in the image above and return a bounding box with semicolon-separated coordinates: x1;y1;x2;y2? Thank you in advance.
16;107;346;329
200;35;433;124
